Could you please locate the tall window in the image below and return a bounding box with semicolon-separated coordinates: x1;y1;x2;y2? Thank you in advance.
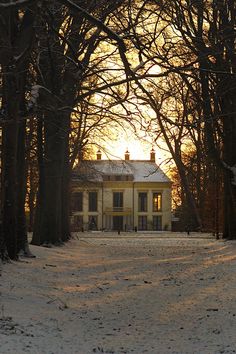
153;216;162;231
71;192;83;211
138;192;147;212
153;192;162;212
113;192;123;209
138;216;147;230
89;191;97;212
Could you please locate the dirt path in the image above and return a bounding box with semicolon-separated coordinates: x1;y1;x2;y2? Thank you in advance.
1;234;236;354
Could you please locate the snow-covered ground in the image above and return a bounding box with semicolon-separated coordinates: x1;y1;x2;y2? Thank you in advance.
1;232;236;354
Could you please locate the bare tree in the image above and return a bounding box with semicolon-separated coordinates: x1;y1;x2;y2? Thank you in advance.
161;0;236;238
31;0;130;245
119;0;235;237
0;3;36;259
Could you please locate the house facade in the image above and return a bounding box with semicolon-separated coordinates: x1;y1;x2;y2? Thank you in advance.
71;149;172;232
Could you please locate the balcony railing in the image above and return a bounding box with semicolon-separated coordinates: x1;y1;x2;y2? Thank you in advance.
104;207;132;214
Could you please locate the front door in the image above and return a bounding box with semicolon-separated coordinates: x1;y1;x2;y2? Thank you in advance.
113;216;123;231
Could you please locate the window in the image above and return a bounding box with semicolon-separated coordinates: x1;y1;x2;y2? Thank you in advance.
71;192;83;211
88;215;98;230
138;216;147;230
153;192;162;212
113;192;123;208
138;192;147;212
153;216;162;231
89;191;97;211
103;175;132;181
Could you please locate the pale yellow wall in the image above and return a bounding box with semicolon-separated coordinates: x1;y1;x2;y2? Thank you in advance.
72;187;102;230
132;183;172;231
103;182;134;210
72;181;172;231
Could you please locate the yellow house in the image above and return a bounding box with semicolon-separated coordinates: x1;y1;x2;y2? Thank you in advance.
71;149;172;232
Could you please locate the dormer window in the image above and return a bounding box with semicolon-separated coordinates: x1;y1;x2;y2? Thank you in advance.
102;174;133;181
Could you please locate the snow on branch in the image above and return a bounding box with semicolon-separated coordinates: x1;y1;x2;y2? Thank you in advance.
28;84;64;111
0;0;35;8
59;0;133;100
27;85;51;109
223;162;236;186
59;0;127;53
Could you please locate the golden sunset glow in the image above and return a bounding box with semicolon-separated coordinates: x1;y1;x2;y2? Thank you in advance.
104;136;150;160
101;129;170;165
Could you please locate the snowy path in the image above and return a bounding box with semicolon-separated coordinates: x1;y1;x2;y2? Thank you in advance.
1;233;236;354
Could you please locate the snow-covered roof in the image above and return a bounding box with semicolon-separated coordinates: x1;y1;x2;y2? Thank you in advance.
72;160;171;183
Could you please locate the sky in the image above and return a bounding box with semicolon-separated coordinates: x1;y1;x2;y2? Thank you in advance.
98;130;169;166
97;135;170;170
104;135;151;160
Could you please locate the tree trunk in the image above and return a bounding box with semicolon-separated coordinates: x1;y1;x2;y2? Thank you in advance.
32;111;67;245
32;117;45;245
61;126;71;242
16;114;28;254
221;94;236;239
176;159;202;230
0;7;36;259
1;66;20;260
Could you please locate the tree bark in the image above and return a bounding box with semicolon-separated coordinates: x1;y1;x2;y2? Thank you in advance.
1;66;19;260
0;6;36;259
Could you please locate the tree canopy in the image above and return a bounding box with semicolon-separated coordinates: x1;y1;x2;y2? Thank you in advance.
1;0;236;260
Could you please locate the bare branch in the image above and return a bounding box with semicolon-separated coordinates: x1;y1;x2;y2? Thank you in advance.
58;0;127;52
0;0;36;8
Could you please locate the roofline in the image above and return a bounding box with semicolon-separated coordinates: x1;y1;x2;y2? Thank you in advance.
80;159;157;163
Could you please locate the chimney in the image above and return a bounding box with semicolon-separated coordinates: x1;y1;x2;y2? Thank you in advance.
125;149;130;161
150;148;155;162
96;149;102;160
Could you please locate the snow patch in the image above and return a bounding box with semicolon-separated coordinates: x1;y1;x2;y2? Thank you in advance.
1;234;236;353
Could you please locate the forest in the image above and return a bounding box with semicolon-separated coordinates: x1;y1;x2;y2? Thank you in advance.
0;0;236;261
